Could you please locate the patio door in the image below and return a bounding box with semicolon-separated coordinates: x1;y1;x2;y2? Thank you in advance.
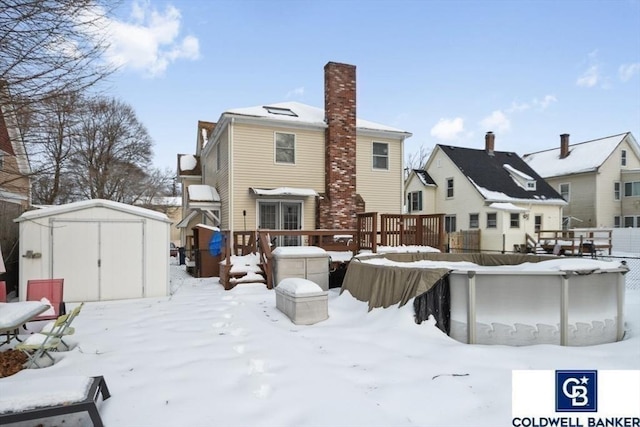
258;201;302;246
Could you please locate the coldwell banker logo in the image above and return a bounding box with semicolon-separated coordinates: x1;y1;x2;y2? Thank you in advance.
555;370;597;412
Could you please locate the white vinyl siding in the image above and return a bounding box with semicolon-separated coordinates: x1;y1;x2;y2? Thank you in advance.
357;136;403;215
231;123;324;231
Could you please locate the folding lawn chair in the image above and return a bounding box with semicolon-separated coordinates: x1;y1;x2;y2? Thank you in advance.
26;279;65;322
15;313;69;368
39;302;84;350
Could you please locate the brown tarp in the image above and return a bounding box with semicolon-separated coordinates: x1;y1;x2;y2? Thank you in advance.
341;252;557;310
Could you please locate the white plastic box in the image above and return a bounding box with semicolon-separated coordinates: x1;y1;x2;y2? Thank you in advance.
272;246;329;291
275;278;328;325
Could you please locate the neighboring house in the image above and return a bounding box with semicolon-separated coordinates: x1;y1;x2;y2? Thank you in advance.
136;196;182;245
523;132;640;228
0;81;32;293
177;62;411;246
418;132;566;252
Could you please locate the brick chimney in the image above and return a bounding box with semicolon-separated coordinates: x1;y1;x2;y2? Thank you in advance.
560;133;570;159
318;62;359;229
485;131;495;155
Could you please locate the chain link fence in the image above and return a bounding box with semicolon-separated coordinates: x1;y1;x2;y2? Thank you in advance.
598;254;640;291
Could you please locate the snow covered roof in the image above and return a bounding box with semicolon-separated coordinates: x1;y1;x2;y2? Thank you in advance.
15;199;170;222
187;185;220;202
250;187;318;197
523;132;635;178
224;101;411;136
177;154;201;176
413;169;436;186
488;202;529;212
437;145;565;205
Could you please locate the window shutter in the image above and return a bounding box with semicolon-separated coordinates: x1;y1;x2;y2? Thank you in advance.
418;191;423;211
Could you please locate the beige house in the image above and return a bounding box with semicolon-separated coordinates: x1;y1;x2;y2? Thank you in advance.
177;62;411;246
524;132;640;228
413;132;566;253
0;81;31;293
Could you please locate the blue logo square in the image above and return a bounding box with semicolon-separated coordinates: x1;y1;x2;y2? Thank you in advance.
555;370;597;412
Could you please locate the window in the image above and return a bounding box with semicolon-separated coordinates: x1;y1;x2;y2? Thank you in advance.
469;213;479;229
510;213;520;228
624;216;635;228
526;181;536;191
407;191;422;213
486;212;497;228
446;178;454;198
562;216;570;230
275;132;295;164
621;149;627;166
559;183;570;201
624;181;640;197
614;216;621;228
614;182;620;200
445;215;457;233
258;201;302;245
535;215;542;232
372;142;388;170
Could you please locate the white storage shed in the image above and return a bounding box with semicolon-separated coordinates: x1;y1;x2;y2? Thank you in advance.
15;199;171;302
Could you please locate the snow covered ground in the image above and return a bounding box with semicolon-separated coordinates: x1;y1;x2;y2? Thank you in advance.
0;258;638;427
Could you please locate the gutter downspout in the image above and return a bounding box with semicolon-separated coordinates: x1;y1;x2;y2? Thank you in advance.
400;136;406;213
229;118;234;236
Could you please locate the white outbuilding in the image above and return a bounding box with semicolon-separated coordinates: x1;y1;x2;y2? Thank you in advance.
15;199;171;302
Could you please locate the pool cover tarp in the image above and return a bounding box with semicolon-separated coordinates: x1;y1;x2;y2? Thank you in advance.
341;252;557;311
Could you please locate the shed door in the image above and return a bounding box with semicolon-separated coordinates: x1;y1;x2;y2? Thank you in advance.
52;221;100;302
100;221;144;300
52;220;144;302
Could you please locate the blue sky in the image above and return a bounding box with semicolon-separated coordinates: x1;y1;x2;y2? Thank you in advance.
101;0;640;171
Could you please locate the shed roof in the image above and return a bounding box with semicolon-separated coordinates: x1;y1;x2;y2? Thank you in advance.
15;199;171;223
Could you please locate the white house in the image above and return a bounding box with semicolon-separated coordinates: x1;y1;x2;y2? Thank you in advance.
415;132;566;252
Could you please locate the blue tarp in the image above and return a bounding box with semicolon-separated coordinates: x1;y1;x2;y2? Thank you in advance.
209;231;223;256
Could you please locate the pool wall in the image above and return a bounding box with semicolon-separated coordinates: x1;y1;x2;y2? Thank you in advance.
449;268;626;346
342;252;628;346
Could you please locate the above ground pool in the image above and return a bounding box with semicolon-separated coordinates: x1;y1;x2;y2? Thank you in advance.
341;252;628;346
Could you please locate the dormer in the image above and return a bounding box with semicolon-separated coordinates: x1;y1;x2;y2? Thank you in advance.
503;164;536;191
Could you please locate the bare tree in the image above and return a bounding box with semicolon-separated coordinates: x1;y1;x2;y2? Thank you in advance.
68;96;155;203
405;145;432;178
26;92;81;204
0;0;116;109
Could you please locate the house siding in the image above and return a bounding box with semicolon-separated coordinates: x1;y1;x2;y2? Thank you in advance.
545;173;595;227
356;136;404;215
0;154;30;207
229;122;324;231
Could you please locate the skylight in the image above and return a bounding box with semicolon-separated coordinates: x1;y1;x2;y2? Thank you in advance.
263;106;298;117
